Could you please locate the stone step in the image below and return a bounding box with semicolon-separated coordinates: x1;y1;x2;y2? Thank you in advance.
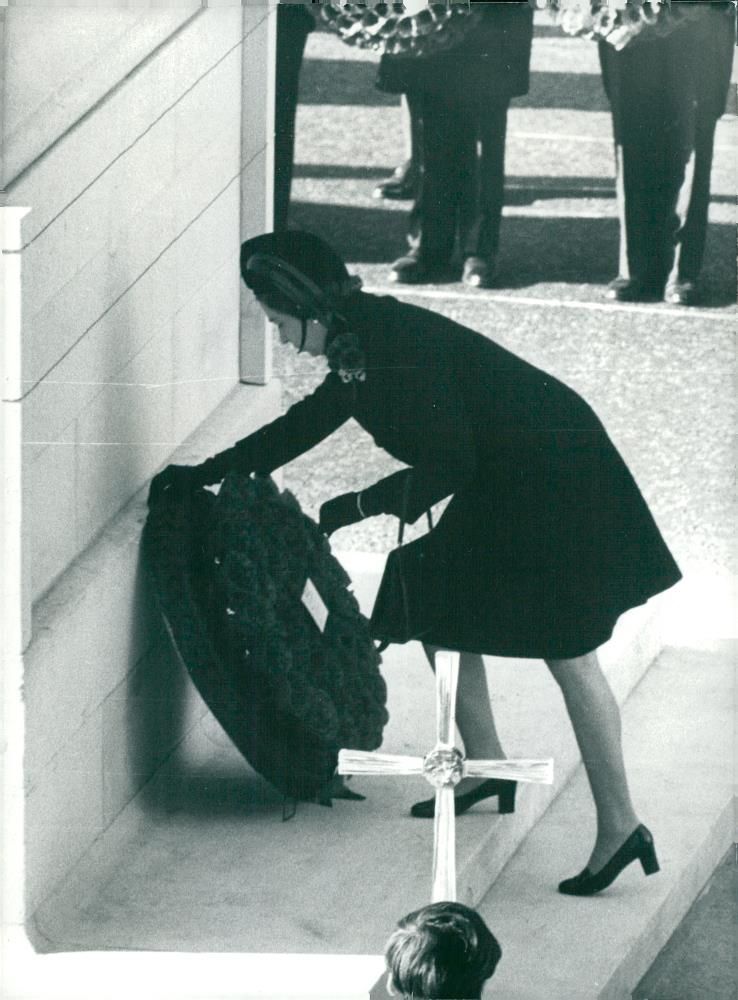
472;640;734;1000
31;556;672;968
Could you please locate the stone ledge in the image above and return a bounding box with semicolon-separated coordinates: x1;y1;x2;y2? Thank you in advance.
29;552;674;958
474;641;735;1000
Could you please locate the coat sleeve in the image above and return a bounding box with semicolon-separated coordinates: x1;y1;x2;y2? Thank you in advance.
358;381;477;523
200;373;353;482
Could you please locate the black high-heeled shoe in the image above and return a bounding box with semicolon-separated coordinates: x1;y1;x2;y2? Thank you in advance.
558;823;660;896
410;778;516;819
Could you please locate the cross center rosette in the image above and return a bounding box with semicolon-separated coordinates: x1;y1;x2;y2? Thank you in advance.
422;746;465;788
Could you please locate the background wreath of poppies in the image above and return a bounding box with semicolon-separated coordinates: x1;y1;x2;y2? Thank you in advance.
143;474;388;801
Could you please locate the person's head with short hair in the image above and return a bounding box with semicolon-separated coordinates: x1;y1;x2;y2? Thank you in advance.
384;901;502;999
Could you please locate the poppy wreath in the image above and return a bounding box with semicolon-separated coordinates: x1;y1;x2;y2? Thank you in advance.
320;2;483;59
143;473;388;802
551;0;707;50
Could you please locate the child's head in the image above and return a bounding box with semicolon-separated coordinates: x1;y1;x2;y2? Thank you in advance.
384;901;502;999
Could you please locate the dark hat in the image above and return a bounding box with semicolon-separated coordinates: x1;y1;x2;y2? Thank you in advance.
240;231;350;289
240;231;361;326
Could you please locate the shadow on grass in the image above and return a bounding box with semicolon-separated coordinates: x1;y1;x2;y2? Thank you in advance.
290;199;737;305
300;59;609;111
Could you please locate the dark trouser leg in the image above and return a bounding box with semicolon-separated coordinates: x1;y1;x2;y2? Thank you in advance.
659;8;733;290
661;106;718;287
408;90;424;172
375;93;423;202
402;91;424;242
665;115;717;285
274;8;310;230
458;103;508;261
600;41;670;288
601;23;725;293
407;91;471;264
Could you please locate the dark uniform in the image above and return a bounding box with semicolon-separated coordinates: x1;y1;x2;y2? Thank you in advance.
378;1;534;282
599;2;735;301
274;2;315;230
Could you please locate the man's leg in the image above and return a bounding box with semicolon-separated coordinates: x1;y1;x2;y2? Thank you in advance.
274;6;311;230
459;102;509;287
599;40;669;299
391;91;465;282
661;20;725;303
374;93;423;201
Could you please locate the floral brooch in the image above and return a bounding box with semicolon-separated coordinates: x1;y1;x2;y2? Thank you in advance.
326;330;367;385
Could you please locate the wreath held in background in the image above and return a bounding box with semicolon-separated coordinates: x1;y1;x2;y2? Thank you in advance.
320;1;713;56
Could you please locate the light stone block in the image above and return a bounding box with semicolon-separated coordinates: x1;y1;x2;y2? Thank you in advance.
25;548;160;786
67;328;175;561
241;16;272;168
242;0;270;38
71;448;148;561
170;40;243;178
24;132;244;390
21;38;244;325
239;148;272;383
6;9;242;241
172;181;242;313
20;112;179;325
24;711;105;917
169;128;242;236
73;323;175;450
26;427;78;601
240;286;272;386
171;258;241;444
241;145;270;240
2;9;196;185
101;625;190;827
22;190;239;452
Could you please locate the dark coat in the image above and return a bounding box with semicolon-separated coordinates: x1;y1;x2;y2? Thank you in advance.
599;2;735;125
377;0;534;101
231;293;682;659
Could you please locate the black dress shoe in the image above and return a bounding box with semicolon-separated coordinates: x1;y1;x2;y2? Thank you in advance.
389;254;449;285
664;280;700;306
373;160;417;201
604;277;662;303
558;824;659;896
410;778;516;818
462;256;496;289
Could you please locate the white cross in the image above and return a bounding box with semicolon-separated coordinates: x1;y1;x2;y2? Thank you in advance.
338;650;554;903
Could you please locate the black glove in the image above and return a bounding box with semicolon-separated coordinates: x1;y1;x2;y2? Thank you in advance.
148;464;205;507
318;492;363;537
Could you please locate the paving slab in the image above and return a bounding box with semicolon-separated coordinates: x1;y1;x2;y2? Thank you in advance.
474;642;735;1000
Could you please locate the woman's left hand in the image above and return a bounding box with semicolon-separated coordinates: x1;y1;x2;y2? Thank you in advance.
148;464;202;506
319;492;362;536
